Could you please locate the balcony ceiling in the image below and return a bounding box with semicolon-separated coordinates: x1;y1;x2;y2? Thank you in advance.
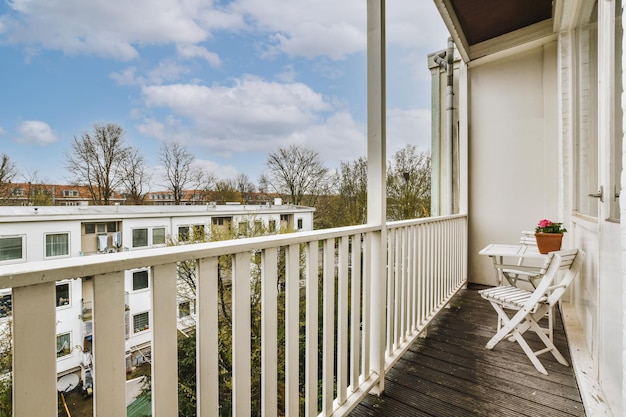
434;0;556;62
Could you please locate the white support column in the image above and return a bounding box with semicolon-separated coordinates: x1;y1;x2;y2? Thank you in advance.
93;272;127;416
367;0;387;395
13;283;57;417
151;263;179;417
197;257;219;417
232;252;251;416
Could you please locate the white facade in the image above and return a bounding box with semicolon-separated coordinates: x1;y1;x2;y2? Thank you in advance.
0;203;315;376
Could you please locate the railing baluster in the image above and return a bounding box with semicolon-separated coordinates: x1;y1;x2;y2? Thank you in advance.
197;256;219;417
261;247;278;417
322;238;335;415
13;282;57;417
93;272;127;416
152;263;179;416
233;252;251;416
337;236;350;405
304;240;319;417
285;244;300;415
350;234;362;392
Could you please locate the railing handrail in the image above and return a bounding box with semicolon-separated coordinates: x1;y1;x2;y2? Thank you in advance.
0;216;467;290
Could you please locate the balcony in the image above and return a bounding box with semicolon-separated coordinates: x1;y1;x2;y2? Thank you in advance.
1;215;471;416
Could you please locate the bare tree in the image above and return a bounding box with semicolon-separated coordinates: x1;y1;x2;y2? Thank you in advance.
213;179;240;203
0;154;17;201
120;147;151;205
160;143;215;205
386;144;431;221
65;123;130;204
265;144;329;206
235;173;256;203
336;156;368;225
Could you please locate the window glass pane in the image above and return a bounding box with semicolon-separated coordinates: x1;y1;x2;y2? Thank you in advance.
96;224;106;233
0;237;23;261
57;333;71;357
133;270;149;291
107;222;118;232
269;220;276;232
133;312;149;333
575;2;599;216
178;301;191;318
152;227;166;245
178;226;189;241
46;233;69;257
192;225;205;241
238;222;247;235
84;224;95;234
56;283;70;307
610;0;623;221
132;229;148;247
0;294;12;318
297;218;303;229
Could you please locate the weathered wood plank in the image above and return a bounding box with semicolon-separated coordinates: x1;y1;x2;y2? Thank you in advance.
349;286;586;417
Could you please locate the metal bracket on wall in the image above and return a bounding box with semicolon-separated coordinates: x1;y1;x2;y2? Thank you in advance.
587;185;604;203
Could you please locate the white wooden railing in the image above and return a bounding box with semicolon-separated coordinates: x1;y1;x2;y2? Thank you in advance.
0;214;467;417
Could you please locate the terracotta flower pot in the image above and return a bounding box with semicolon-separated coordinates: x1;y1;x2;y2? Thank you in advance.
535;233;564;254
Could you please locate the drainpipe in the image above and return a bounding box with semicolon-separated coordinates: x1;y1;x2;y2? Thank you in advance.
433;38;455;215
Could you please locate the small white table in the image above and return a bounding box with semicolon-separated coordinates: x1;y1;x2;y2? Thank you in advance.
479;243;548;285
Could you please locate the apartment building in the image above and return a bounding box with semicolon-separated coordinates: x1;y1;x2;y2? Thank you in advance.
0;203;314;378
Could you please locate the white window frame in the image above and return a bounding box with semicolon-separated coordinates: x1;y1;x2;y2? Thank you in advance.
56;332;72;358
0;235;25;263
56;282;71;308
132;311;150;334
132;269;150;292
132;228;149;248
45;232;70;259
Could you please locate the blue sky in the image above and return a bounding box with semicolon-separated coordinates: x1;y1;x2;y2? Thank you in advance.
0;0;449;189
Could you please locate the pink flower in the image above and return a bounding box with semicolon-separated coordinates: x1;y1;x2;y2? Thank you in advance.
538;219;552;228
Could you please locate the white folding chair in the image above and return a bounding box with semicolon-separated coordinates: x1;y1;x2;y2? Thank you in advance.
478;249;582;375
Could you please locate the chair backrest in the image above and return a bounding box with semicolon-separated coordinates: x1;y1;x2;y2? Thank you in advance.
532;249;582;307
519;230;537;246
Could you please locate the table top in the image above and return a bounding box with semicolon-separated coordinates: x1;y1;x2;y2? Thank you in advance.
479;243;546;259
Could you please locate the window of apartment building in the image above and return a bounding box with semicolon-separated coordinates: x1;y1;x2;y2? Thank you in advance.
269;220;276;232
62;190;79;197
212;217;231;226
0;236;24;262
178;301;191;318
12;188;24;196
132;228;148;248
56;332;71;357
84;223;107;234
132;270;149;291
152;227;166;245
254;220;263;234
297;218;303;230
192;225;205;241
0;294;12;318
133;312;149;333
56;283;70;307
178;226;190;242
45;233;69;258
238;222;247;235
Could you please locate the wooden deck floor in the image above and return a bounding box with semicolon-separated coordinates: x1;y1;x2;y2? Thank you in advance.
349;285;586;417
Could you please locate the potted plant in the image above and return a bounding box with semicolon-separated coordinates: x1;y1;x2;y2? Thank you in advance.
535;219;567;254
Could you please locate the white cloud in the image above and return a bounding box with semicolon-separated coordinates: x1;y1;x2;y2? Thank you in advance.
16;120;57;145
177;44;222;68
386;107;431;155
141;75;332;149
1;0;229;60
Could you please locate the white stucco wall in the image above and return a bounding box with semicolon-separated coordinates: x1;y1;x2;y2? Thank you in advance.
467;42;559;285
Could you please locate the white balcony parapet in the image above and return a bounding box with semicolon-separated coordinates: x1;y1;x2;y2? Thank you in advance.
0;214;467;417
